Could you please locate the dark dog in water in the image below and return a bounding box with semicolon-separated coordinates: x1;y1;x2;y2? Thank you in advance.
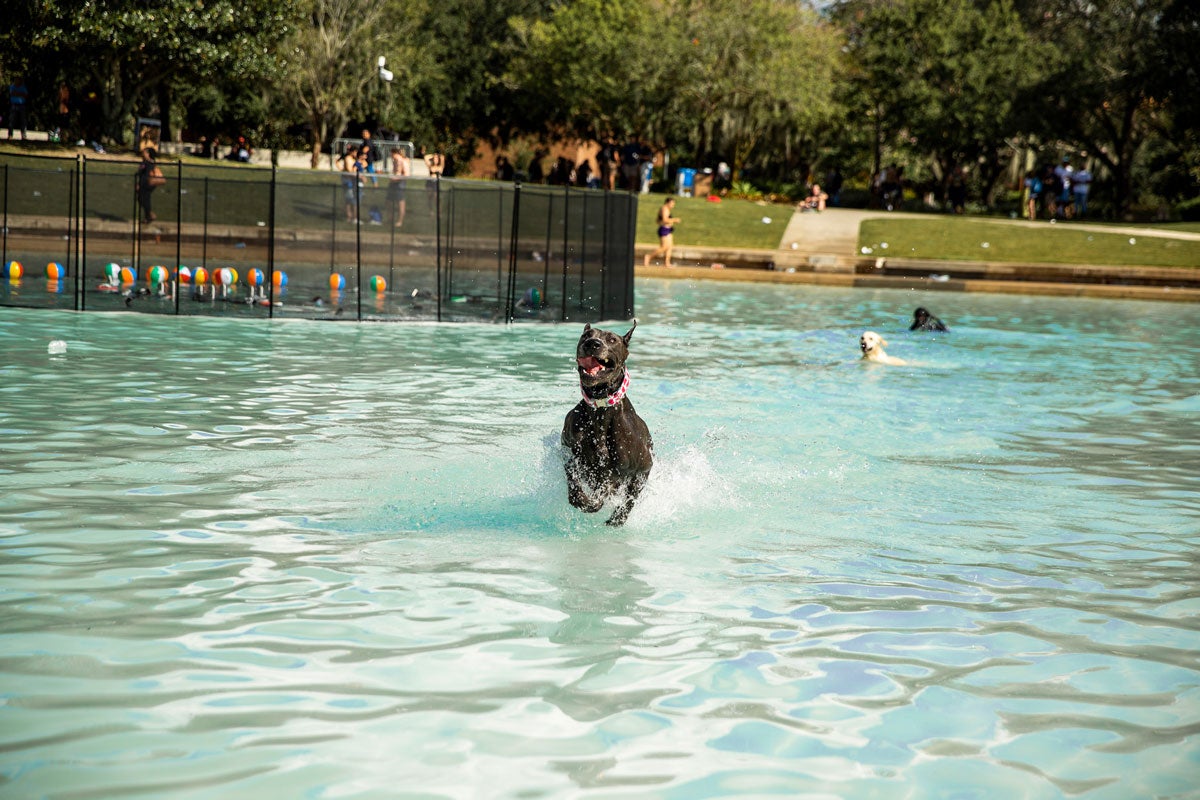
561;321;653;526
910;307;949;332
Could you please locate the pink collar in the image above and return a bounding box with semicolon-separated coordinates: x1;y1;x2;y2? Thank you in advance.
581;371;631;409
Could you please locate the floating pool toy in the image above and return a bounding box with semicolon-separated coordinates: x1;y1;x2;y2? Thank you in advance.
330;273;345;290
193;267;209;285
119;266;136;284
46;262;65;280
5;260;22;279
272;270;288;288
177;265;192;283
522;287;541;307
369;275;386;292
247;268;264;287
215;267;235;287
148;265;168;285
103;262;121;282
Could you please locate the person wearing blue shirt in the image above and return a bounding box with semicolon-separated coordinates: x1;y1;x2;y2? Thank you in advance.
7;77;29;140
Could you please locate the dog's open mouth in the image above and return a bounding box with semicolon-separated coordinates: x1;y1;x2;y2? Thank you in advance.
577;356;610;376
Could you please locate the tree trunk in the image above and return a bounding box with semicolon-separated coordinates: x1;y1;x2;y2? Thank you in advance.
309;114;328;169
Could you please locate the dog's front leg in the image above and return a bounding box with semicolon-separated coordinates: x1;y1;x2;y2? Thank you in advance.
605;472;648;526
565;459;604;513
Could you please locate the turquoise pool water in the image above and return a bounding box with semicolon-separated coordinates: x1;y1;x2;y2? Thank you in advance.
1;281;1198;798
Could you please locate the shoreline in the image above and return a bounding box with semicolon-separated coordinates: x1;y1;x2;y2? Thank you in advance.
636;261;1200;303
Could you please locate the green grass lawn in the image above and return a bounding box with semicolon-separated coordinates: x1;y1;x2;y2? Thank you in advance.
860;217;1200;269
636;193;791;249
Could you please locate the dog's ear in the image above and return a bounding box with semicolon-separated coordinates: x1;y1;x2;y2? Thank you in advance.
582;323;592;335
879;336;889;347
622;319;637;347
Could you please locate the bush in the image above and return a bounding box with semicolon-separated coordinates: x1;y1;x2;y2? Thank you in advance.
729;180;764;201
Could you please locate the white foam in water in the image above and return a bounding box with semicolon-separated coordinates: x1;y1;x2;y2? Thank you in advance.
526;434;737;530
47;340;67;355
625;444;738;525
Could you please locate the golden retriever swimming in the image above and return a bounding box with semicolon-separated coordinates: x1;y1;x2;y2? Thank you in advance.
859;331;907;365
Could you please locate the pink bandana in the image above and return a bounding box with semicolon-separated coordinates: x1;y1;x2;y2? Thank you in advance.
581;370;631;409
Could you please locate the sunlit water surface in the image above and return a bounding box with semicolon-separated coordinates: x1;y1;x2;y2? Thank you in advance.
1;280;1198;799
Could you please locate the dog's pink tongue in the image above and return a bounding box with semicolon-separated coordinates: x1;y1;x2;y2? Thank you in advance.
578;356;604;375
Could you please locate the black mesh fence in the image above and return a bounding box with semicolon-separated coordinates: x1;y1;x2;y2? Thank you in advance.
0;154;637;323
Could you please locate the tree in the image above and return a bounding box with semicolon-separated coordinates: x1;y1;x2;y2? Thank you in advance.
672;0;842;180
505;0;674;143
1019;0;1191;214
14;0;293;143
277;0;428;168
836;0;1045;205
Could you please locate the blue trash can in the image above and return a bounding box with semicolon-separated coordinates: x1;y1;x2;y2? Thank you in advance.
676;168;697;197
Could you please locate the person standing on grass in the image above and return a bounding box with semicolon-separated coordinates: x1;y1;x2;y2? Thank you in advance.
7;77;29;140
644;197;681;267
1072;165;1092;217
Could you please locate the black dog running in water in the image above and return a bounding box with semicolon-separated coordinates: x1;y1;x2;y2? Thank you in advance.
561;321;653;526
910;307;949;331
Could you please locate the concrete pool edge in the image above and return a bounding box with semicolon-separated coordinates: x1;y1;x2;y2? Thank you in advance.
636;263;1200;303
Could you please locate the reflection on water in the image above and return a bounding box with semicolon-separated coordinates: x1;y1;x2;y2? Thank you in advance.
1;282;1198;798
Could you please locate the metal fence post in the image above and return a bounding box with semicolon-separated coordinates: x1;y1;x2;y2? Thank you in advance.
329;184;337;274
131;172;139;278
600;190;610;320
506;182;521;323
435;175;442;322
268;165;277;319
496;184;504;306
355;172;362;321
560;185;569;321
174;159;182;315
80;157;87;311
65;160;75;304
202;175;209;275
542;190;553;308
579;191;588;311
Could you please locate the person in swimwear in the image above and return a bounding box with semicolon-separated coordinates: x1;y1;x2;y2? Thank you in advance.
643;196;681;267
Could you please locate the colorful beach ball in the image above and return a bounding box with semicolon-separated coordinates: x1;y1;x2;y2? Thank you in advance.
5;260;22;279
214;268;235;286
329;273;346;290
193;267;209;285
46;262;65;280
119;266;137;284
369;275;386;292
247;268;264;287
177;265;192;284
272;270;288;288
523;287;541;307
103;262;121;282
148;265;169;285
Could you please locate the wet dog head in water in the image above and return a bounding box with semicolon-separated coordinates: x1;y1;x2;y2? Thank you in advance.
860;330;907;365
910;307;949;332
576;320;635;393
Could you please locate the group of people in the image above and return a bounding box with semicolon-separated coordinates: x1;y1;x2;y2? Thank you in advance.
1024;157;1092;220
334;130;446;226
494;135;656;193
